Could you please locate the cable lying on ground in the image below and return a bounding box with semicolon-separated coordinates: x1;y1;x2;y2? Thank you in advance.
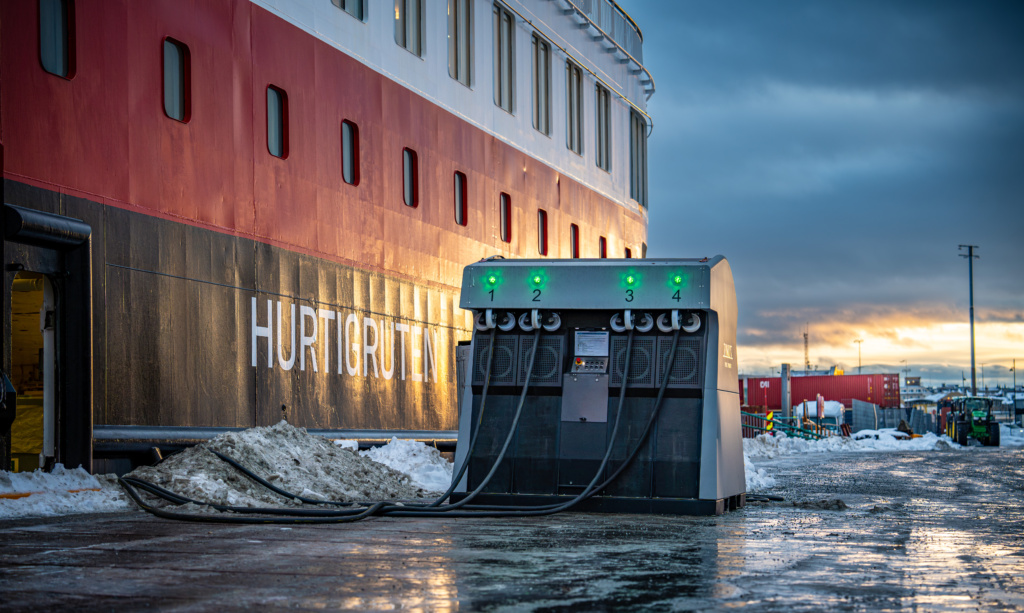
119;327;735;523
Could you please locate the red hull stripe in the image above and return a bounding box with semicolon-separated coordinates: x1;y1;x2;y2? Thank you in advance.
2;0;647;290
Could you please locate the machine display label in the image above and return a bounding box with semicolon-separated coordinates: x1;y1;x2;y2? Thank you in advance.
574;331;610;357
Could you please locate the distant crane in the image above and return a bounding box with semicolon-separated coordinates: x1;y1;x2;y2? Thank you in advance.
804;325;810;372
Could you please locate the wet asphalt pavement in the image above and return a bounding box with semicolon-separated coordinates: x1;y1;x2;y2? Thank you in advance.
1;446;1022;612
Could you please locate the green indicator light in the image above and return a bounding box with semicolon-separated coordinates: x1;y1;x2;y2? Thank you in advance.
482;270;503;290
667;271;689;289
527;269;549;290
619;270;641;289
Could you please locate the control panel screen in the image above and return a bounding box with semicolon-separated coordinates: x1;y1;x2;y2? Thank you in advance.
574;331;609;357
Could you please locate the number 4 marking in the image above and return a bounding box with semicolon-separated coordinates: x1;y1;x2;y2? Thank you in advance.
672;290;681;302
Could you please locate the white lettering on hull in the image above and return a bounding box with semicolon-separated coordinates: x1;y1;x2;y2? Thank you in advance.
250;297;440;384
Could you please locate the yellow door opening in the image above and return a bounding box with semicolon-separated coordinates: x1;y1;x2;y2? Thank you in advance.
9;272;55;472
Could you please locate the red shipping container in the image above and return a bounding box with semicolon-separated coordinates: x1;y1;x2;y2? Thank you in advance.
739;377;781;408
740;374;900;411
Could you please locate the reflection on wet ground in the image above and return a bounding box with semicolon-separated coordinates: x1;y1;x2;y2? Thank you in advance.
1;448;1022;611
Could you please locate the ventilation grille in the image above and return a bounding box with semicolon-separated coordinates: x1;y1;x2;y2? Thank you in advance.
657;336;703;388
517;335;565;387
472;335;519;385
609;336;655;388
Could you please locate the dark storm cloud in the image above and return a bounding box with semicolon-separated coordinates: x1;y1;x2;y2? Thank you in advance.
621;1;1024;370
630;1;1024;96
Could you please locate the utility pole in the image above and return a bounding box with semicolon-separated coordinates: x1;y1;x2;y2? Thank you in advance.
1013;359;1017;422
854;339;863;374
959;245;979;395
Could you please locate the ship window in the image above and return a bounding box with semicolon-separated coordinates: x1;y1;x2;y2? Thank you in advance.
454;171;468;226
599;236;607;259
493;4;514;114
163;38;191;123
331;0;364;20
40;0;75;78
624;247;632;259
537;209;548;256
403;148;418;207
500;193;512;243
267;85;288;159
595;85;611;171
566;61;583;154
394;0;423;57
531;34;550;135
342;120;359;185
630;110;648;207
570;224;580;258
448;0;472;87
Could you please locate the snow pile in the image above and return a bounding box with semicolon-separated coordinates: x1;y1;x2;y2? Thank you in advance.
127;421;432;511
359;437;453;492
852;430;958;451
743;451;776;492
1001;423;1024;448
744;430;956;460
333;439;359;452
0;464;130;519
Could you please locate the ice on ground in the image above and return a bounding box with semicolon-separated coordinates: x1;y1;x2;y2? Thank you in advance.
360;438;453;492
127;421;432;512
742;430;959;493
1000;423;1024;448
0;464;130;519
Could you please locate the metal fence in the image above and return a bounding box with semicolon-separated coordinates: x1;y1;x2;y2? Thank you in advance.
851;400;936;434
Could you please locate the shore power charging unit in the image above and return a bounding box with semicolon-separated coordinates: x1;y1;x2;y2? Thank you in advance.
453;257;745;515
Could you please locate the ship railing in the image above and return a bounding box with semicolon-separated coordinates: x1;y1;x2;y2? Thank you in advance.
565;0;643;63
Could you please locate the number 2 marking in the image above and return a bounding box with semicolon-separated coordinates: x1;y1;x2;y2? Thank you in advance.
532;289;542;302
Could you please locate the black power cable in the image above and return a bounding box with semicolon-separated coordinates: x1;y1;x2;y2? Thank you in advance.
119;326;547;522
121;323;692;522
456;327;679;512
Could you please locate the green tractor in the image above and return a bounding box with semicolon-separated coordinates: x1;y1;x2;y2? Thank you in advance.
946;396;1001;447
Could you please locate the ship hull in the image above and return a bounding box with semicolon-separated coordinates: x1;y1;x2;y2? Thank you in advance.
0;0;648;471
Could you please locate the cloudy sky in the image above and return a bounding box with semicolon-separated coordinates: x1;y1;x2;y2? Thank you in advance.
622;0;1024;387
